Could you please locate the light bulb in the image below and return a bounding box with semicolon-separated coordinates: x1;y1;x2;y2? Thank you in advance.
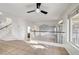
36;9;40;13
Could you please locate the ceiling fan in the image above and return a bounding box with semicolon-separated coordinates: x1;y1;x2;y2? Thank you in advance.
27;3;48;14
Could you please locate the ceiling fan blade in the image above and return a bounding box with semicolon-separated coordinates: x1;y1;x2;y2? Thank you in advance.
41;10;48;14
27;10;35;13
36;3;41;9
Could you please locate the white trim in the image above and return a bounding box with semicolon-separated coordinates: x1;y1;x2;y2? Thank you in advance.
68;42;79;51
63;42;79;55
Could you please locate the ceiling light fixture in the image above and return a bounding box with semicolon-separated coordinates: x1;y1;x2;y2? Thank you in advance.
58;20;63;24
27;3;48;14
36;9;40;13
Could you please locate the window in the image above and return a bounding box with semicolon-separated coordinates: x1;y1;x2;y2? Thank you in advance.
69;13;79;47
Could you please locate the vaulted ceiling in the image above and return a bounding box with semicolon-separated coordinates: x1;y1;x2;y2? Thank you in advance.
0;3;75;23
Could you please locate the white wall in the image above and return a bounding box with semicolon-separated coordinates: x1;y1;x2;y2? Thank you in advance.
11;18;35;40
0;16;34;41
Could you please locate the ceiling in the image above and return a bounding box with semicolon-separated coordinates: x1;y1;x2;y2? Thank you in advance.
0;3;73;22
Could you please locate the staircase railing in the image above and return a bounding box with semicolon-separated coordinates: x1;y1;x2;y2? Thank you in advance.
0;24;12;30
